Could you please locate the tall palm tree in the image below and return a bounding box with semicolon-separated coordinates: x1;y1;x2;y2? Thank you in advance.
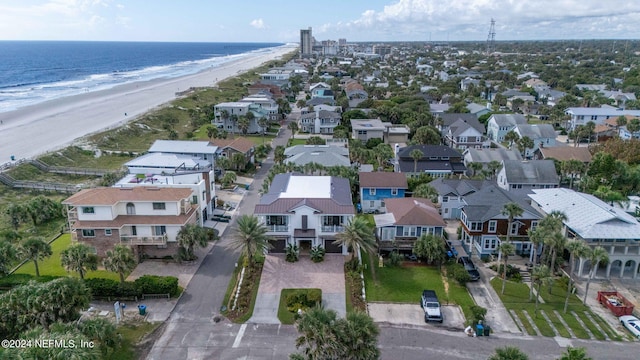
0;241;19;276
229;114;239;137
60;243;98;280
102;244;137;283
335;217;377;280
413;183;439;203
237;116;250;135
274;145;286;165
206;125;218;141
410;148;423;174
487;160;502;180
176;224;209;261
258;117;269;144
502;202;524;244
499;241;516;295
468;162;483;177
21;237;52;277
583;246;609;304
546;231;567;275
233;214;271;267
288;122;299;139
564;241;590;313
532;265;552;316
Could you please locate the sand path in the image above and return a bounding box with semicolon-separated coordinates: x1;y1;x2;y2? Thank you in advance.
0;45;295;162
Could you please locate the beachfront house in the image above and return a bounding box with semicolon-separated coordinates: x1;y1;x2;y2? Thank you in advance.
373;197;445;252
147;140;218;169
254;174;355;255
213;100;272;134
62;187;199;259
210;137;256;168
359;171;408;213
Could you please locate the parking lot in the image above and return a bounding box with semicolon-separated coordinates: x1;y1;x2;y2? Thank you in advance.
368;302;465;329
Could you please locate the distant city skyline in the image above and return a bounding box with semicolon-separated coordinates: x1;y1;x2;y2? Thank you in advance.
1;1;640;43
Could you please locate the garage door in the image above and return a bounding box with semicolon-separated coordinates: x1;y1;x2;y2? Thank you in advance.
270;239;287;253
324;239;342;253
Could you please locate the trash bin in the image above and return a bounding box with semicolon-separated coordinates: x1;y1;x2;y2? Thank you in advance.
476;324;484;337
10;155;15;161
245;184;250;190
483;325;491;336
138;305;146;315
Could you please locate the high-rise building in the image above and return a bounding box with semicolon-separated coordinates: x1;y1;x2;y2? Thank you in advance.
338;38;347;47
300;27;312;58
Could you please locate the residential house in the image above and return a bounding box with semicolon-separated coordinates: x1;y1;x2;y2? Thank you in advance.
460;77;481;91
119;153;214;222
254;174;355;255
463;148;523;170
259;68;294;87
513;124;557;159
437;113;483;135
534;146;592;166
351;118;387;143
147;140;218;169
428;178;493;219
444;118;489;150
460;184;542;259
309;82;334;100
298;109;341;134
213;96;278;134
374;198;445;252
284;145;350;168
210;137;256;166
238;93;280;121
62;187;198;258
359;171;408;213
524;78;547;88
396;145;466;178
529;188;640;279
385;124;410;146
487;114;527;142
497;160;559;194
565;107;640;131
248;83;285;100
466;103;492;118
344;80;368;108
429;103;450;116
306;96;337;107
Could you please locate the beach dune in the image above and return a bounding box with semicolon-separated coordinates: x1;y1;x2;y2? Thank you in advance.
0;45;295;162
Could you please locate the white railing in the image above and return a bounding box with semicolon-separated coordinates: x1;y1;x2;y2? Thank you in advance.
266;225;289;232
321;225;345;233
120;234;167;245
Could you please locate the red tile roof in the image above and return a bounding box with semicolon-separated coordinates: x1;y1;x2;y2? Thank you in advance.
384;198;445;226
63;187;192;206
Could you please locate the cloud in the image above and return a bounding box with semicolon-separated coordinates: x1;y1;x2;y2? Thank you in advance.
324;0;640;40
250;18;266;29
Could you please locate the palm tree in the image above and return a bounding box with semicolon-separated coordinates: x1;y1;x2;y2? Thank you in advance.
558;347;592;360
504;130;520;149
546;231;567;275
102;244;137;283
6;203;27;230
412;234;446;267
21;237;52;277
527;229;545;301
413;183;438;203
237;116;250;135
234;214;271;267
288;122;299;139
410;148;423;174
231;152;247;171
564;241;590;313
488;346;529;360
499;241;516;295
0;241;19;276
206;125;218;140
216;155;231;173
176;224;209;261
532;265;552;316
274;145;286;165
220;109;229;126
562;159;585;190
583;246;609;304
258;117;269;144
221;171;237;188
335;217;377;280
468;162;483;177
229;114;239;137
60;243;98;280
502;202;524;244
332;311;380;360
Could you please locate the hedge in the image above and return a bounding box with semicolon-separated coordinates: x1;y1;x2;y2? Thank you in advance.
84;275;179;299
0;274;62;288
133;275;180;297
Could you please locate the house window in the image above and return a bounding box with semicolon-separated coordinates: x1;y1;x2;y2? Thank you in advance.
369;188;376;195
370;201;375;208
442;196;449;203
488;220;497;233
391;188;398;196
510;222;519;235
82;207;95;214
402;226;417;237
82;229;95;237
126;203;135;215
470;222;483;231
154;226;167;235
192;195;199;204
530;221;538;232
105;229;112;236
459;136;467;143
153;202;166;210
381;227;395;241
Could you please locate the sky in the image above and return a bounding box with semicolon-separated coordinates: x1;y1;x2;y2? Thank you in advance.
1;0;640;43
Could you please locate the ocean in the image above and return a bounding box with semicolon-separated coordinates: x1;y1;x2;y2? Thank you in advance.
0;41;284;113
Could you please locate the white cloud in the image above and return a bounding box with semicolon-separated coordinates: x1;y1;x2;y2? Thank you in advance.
250;18;265;29
325;0;640;40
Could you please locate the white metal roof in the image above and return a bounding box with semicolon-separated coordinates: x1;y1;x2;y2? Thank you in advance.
148;140;217;154
528;188;640;240
125;153;210;169
280;176;332;199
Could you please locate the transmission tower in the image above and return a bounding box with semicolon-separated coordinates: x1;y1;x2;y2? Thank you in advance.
486;18;496;54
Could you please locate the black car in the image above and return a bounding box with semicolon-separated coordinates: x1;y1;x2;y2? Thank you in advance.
457;256;480;281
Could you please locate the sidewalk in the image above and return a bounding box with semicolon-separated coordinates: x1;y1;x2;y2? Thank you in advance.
469;264;522;334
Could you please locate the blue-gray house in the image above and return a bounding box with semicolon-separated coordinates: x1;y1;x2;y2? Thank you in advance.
359;171;408;213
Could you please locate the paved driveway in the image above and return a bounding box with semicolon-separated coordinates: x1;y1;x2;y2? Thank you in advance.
368;303;465;329
249;254;346;324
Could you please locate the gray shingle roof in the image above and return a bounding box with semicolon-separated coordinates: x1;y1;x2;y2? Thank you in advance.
284;145;350;168
515;124;556;139
464;148;522;163
502;160;559;184
428;178;493;197
439;113;485;133
490;114;527;126
462;184;541;222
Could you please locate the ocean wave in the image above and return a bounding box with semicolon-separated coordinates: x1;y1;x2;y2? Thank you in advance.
0;44;284;113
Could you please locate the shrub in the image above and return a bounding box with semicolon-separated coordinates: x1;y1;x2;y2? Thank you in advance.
133;275;179;297
447;263;471;285
470;305;487;325
345;257;361;272
285;244;299;263
310;245;325;263
84;278;142;298
385;251;403;268
0;274;62;288
491;264;521;280
285;289;322;313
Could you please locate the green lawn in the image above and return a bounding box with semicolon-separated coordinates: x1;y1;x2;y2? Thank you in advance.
490;277;620;340
287;138;307;146
107;322;161;360
15;234;122;281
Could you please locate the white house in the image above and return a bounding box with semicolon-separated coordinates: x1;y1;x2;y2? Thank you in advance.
254;174;355;255
148;140;218;169
497;160;560;194
487;114;527;142
513;124;557;159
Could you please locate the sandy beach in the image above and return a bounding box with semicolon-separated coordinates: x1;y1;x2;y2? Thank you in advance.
0;45;295;162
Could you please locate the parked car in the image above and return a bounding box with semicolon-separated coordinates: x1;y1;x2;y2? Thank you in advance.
457;256;481;281
420;290;443;323
620;315;640;339
446;241;458;258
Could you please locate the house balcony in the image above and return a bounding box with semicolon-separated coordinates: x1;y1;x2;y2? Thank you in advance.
265;225;289;232
321;225;345;233
379;238;416;250
120;234;167;246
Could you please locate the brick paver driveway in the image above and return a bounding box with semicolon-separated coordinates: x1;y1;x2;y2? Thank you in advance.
248;254;346;324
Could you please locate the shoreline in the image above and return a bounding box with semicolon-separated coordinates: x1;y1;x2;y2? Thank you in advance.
0;45;295;162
